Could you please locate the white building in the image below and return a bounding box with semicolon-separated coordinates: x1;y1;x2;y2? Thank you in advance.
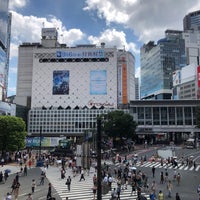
14;28;136;137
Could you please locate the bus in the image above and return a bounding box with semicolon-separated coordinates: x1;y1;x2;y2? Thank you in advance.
184;138;195;149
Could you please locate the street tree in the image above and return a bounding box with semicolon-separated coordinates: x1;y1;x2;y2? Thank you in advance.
103;110;137;147
0;116;27;156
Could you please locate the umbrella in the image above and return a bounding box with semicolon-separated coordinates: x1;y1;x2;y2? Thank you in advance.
4;169;11;173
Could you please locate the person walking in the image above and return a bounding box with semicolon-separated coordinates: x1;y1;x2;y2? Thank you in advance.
116;184;121;200
5;192;12;200
39;171;46;185
176;192;181;200
24;165;28;176
92;185;97;200
47;182;52;200
26;193;33;200
152;166;155;178
167;180;173;198
14;181;21;200
176;173;181;185
31;179;36;193
65;176;71;191
158;190;164;200
79;168;85;181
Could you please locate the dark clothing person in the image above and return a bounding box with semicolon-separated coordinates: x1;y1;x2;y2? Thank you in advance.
176;192;181;200
66;176;71;191
24;165;28;176
47;183;52;200
152;166;155;178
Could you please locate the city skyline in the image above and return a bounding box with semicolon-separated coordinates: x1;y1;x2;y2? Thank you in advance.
7;0;200;96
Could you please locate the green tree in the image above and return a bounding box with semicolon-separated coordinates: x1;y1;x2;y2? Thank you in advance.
103;110;137;146
0;116;27;156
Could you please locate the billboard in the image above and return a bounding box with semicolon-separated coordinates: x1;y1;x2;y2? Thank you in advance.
26;137;61;147
90;70;107;95
56;49;105;58
172;70;181;86
53;70;69;95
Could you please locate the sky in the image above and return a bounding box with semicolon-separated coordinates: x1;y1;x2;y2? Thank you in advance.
7;0;200;96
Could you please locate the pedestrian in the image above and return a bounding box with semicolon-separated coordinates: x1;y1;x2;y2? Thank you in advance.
149;191;156;200
176;173;181;185
24;165;28;176
93;174;97;186
151;180;156;195
176;192;181;200
167;180;173;198
31;179;36;193
116;184;121;200
130;181;136;195
26;193;33;200
197;184;200;200
65;176;71;191
15;173;19;183
92;185;97;200
39;171;46;185
5;192;12;200
4;171;9;182
160;171;164;184
47;182;52;200
152;166;155;178
11;178;17;194
14;181;21;200
79;168;85;181
158;190;164;200
110;188;117;200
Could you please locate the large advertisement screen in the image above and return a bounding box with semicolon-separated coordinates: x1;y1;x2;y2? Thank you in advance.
26;137;61;147
90;70;107;95
53;70;69;95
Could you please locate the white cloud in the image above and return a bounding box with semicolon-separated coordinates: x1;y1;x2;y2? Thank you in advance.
88;28;139;54
9;0;28;10
85;0;200;43
10;11;85;58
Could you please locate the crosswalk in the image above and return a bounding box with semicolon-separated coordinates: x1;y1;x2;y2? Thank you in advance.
110;160;200;172
44;166;150;200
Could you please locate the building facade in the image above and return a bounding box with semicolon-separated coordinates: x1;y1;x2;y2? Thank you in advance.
183;10;200;31
130;100;200;144
140;30;186;100
14;28;136;137
0;0;11;100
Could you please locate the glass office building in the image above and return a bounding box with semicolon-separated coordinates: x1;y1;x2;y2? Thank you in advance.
140;30;186;99
183;10;200;31
0;0;10;100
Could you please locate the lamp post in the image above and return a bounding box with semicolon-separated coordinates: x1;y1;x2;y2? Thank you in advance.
97;118;102;200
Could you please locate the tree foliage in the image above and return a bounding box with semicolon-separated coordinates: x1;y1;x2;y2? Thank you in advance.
0;116;27;154
103;110;137;142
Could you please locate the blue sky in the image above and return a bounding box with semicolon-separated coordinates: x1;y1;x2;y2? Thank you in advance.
7;0;200;96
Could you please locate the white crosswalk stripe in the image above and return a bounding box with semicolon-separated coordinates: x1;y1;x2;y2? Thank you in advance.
45;166;150;200
132;161;200;171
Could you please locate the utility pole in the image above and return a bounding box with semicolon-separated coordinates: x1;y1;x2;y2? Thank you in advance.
97;118;102;200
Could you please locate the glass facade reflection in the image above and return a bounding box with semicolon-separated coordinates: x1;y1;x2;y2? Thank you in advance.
140;30;186;100
0;0;9;98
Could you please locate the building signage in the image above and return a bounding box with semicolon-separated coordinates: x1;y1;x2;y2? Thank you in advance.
88;100;114;108
197;66;200;87
56;49;105;58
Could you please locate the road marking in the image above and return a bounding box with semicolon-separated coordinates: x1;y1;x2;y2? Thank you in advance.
195;165;200;171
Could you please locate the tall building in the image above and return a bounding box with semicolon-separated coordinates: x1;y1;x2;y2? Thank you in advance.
0;0;10;100
140;30;186;100
183;10;200;31
14;28;136;137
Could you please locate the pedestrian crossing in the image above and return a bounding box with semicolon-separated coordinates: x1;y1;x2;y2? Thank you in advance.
111;160;200;172
44;166;150;200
